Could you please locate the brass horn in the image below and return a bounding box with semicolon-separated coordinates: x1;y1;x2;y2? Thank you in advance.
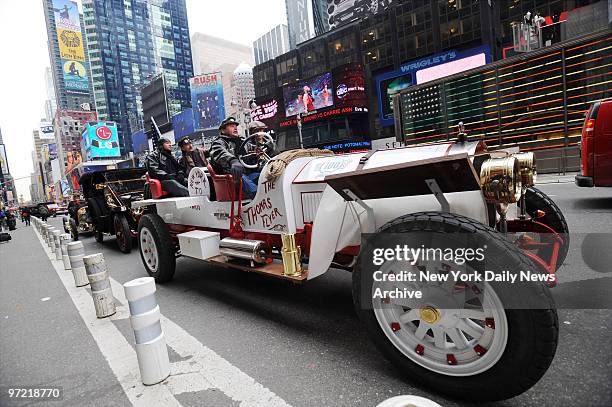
512;152;537;188
480;156;522;203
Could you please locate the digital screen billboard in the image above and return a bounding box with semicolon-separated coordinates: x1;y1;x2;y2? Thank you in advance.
327;0;393;30
172;108;196;140
375;45;491;127
331;63;367;109
250;99;281;128
283;72;333;117
82;122;121;159
190;73;225;130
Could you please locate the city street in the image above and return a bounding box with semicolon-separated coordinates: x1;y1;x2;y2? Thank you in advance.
1;180;610;407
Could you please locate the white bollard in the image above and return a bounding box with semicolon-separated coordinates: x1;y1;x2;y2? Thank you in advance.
42;224;50;244
67;241;89;287
83;253;116;318
52;230;62;260
60;234;72;270
123;277;170;385
48;227;56;250
376;396;442;407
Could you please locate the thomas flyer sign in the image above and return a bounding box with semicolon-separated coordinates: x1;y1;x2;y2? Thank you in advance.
82;122;121;159
190;73;225;130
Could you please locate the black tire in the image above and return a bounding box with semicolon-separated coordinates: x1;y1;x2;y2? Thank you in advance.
353;211;558;402
68;218;79;241
518;186;570;268
114;213;133;253
94;227;104;243
137;213;176;282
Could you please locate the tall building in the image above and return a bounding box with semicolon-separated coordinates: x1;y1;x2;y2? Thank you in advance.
229;63;256;127
44;67;58;121
253;25;290;65
82;0;194;153
285;0;330;49
191;33;254;118
42;0;95;112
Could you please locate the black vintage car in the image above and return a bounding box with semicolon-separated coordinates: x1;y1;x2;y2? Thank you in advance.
79;168;147;253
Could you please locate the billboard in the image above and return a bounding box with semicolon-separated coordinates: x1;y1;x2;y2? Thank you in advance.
327;0;393;30
82;122;121;159
172;109;196;140
39;121;55;140
283;72;334;117
250;99;282;129
331;63;367;110
0;144;8;175
375;45;491;127
53;0;89;95
131;130;149;154
190;73;225;130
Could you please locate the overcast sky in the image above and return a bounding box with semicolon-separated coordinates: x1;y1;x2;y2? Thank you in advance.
0;0;287;201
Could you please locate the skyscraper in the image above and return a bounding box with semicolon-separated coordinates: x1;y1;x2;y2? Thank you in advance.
285;0;330;49
42;0;95;112
253;25;290;65
81;0;194;153
44;67;58;121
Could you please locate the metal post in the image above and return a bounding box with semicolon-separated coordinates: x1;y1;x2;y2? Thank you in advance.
60;234;72;270
67;241;89;287
83;253;116;318
52;230;62;260
296;113;304;149
123;277;170;385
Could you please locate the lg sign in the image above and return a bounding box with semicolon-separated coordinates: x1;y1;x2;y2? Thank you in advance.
96;126;112;140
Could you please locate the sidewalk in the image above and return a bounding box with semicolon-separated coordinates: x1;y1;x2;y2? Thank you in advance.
535;171;578;184
0;223;129;407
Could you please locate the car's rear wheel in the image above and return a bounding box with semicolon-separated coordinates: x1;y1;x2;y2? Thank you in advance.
138;213;175;282
353;212;558;402
114;213;133;253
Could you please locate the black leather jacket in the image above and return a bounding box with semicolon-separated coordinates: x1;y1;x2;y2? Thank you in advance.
145;149;186;181
210;135;242;174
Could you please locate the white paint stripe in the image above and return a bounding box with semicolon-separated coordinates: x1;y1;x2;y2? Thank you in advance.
107;274;292;406
34;228;181;407
35;227;292;407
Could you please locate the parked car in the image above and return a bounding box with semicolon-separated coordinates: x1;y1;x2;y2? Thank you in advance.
46;203;60;217
55;203;69;215
80;168;146;253
132;134;568;402
576;99;612;187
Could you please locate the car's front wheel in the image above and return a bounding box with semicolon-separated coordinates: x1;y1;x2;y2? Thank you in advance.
138;213;176;282
114;213;133;253
353;212;558;402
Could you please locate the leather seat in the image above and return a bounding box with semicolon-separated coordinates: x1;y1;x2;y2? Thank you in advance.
207;164;235;202
146;173;168;199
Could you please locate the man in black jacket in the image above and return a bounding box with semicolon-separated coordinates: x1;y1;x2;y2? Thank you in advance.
145;137;189;197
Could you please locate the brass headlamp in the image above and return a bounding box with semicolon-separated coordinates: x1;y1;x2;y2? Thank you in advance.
512;152;537;188
480;156;522;204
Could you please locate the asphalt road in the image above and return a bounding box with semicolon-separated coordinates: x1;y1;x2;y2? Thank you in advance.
1;181;611;407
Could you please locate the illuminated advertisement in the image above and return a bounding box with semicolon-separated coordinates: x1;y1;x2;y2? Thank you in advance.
283;72;334;117
250;99;281;128
331;63;367;109
39;121;55;140
0;144;9;175
375;45;491;127
82;121;121;159
53;0;89;95
172;109;196;140
190;73;225;130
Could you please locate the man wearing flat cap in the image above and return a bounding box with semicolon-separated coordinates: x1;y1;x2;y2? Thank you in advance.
177;136;209;174
210;117;257;198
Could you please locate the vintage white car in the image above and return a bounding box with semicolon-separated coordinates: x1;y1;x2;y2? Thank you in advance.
133;135;567;402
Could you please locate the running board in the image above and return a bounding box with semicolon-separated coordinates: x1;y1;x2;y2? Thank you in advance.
204;255;308;283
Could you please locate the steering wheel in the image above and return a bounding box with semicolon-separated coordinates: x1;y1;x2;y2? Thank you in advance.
238;132;275;169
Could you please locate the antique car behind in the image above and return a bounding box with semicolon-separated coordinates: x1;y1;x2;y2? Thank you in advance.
63;201;94;241
132;137;567;402
80;168;146;253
